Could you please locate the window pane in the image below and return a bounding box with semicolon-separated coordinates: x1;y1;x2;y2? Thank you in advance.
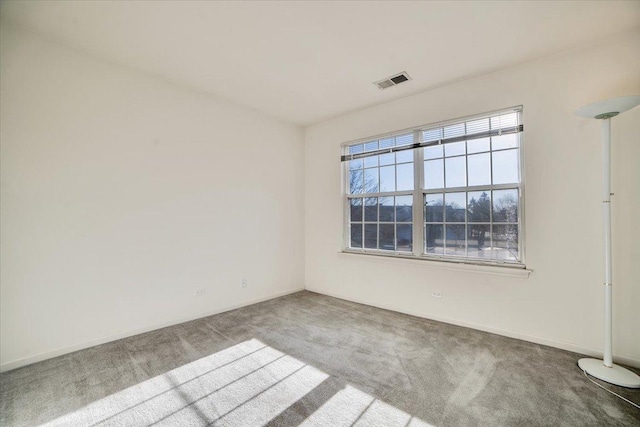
423;145;443;160
379;153;394;166
349;158;363;170
491;112;518;129
379;224;395;250
396;150;413;163
492;224;519;261
425;224;444;254
349;144;363;154
364;224;377;249
445;157;466;188
424;159;444;189
350;223;363;248
364;140;378;152
445;224;466;256
396;163;414;191
379;165;395;192
445;141;465;157
364;155;378;168
467;137;490;154
395;195;412;222
467;191;490;222
350;170;364;194
364;197;378;221
466;118;490;134
493;189;518;222
379;137;394;149
395;133;413;147
379;197;394;222
492;149;519;184
396;224;412;252
467;153;491;186
364;168;379;193
445;192;466;222
424;193;444;222
467;224;490;257
423;128;442;142
444;123;465;138
350;198;363;222
492;134;518;150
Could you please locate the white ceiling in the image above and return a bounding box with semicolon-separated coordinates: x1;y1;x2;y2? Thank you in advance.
1;1;639;125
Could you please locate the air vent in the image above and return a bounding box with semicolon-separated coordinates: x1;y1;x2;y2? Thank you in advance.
374;72;411;90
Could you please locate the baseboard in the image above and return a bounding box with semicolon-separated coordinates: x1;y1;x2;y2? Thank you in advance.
306;287;640;369
6;286;638;372
0;287;305;373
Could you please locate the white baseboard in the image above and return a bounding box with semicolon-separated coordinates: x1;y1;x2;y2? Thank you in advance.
0;287;304;373
5;286;638;372
306;287;640;369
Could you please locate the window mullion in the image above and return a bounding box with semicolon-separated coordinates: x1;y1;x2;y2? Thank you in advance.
464;122;469;259
517;110;525;264
343;146;350;250
489;119;495;252
413;130;423;256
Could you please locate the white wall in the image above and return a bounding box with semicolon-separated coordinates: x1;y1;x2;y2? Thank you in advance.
0;24;305;371
2;21;639;374
305;29;640;366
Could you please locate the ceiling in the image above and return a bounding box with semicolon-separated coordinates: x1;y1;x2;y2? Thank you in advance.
1;1;639;126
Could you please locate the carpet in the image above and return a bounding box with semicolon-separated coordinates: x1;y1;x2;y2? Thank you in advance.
43;338;430;426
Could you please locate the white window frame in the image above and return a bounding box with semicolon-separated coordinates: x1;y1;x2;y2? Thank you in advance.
342;106;526;269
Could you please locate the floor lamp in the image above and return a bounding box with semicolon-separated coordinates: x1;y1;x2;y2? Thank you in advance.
575;95;640;388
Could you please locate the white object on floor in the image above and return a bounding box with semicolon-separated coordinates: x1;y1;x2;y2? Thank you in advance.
579;358;640;389
575;95;640;389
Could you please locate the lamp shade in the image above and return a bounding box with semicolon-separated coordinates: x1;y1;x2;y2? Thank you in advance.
575;95;640;119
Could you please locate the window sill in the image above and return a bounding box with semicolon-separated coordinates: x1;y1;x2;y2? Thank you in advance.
338;250;532;278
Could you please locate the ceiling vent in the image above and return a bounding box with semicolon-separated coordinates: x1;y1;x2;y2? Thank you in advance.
374;72;411;90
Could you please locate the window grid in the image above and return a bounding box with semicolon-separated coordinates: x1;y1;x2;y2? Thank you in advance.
349;195;414;253
423;188;520;262
344;108;524;266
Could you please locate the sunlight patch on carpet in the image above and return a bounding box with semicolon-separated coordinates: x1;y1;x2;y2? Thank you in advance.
43;338;432;426
44;339;327;426
301;385;433;427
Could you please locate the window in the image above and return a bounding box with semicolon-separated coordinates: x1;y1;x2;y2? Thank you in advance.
343;108;524;267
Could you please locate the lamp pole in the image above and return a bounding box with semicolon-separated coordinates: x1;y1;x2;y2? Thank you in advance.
601;115;612;369
574;96;640;388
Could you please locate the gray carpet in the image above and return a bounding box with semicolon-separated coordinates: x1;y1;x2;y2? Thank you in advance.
1;291;639;426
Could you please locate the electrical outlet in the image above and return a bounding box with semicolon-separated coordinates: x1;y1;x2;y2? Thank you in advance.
195;288;206;297
241;278;247;288
431;292;442;298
